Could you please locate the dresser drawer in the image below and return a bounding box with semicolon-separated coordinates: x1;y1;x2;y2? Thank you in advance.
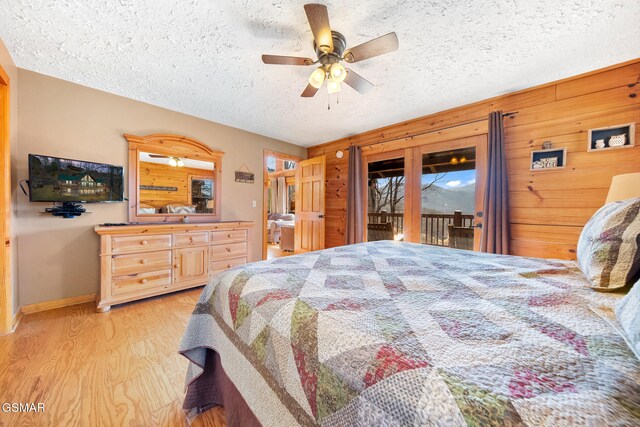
210;229;247;244
111;234;172;254
112;269;172;296
209;242;247;260
111;250;172;276
174;232;209;247
210;257;247;275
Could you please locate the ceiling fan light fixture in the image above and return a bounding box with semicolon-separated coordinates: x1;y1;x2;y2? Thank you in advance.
177;158;185;167
308;66;326;89
327;79;341;94
329;63;346;83
168;157;178;167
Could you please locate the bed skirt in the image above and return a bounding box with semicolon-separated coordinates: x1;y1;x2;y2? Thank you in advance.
183;349;261;427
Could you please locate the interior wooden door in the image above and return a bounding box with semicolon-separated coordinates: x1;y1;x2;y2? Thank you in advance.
173;247;208;285
0;66;10;333
295;155;326;252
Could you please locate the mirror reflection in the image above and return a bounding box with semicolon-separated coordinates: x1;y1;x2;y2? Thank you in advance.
138;151;216;215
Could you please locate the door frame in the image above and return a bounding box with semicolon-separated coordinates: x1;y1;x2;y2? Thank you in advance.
262;150;301;260
0;64;11;334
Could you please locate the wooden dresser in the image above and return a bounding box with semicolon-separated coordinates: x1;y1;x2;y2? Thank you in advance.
94;221;253;312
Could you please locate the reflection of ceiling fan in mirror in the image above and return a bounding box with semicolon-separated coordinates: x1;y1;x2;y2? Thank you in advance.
261;3;399;99
148;154;184;167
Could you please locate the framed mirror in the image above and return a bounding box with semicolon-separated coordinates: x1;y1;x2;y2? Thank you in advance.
125;134;223;223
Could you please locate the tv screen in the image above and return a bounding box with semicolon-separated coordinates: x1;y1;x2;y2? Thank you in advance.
28;154;124;203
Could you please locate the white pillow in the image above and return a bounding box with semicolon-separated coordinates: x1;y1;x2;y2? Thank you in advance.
616;280;640;358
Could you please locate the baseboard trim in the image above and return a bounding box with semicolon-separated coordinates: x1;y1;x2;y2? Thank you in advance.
11;309;22;331
21;293;96;315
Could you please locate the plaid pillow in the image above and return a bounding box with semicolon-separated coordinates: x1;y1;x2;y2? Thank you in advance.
577;198;640;291
616;280;640;359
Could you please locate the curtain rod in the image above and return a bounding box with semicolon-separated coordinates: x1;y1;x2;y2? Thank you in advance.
353;111;519;150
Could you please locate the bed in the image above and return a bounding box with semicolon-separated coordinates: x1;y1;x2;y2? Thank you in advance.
179;240;640;426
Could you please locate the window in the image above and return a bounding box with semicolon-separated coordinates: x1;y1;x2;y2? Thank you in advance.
287;184;296;213
267;157;276;173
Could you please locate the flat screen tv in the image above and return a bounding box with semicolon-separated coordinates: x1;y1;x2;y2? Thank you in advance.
28;154;124;203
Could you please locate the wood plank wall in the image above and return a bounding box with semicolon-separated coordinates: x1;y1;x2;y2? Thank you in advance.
139;161;213;209
307;59;640;259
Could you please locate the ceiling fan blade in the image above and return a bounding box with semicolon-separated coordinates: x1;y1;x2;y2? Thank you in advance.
344;69;374;94
148;154;169;158
262;54;314;66
304;4;333;53
343;32;399;63
301;83;319;98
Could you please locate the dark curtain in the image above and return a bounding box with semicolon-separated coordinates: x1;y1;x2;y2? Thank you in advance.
481;111;510;254
346;145;364;244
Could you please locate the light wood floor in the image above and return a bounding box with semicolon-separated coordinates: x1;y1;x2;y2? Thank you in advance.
0;288;225;427
266;243;296;260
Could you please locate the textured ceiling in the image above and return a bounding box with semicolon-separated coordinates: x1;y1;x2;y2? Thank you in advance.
1;1;639;147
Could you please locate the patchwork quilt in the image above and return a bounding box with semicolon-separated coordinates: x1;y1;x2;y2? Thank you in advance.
180;241;640;426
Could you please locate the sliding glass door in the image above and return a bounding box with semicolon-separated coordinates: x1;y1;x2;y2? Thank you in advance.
364;135;487;251
413;135;487;251
365;149;412;242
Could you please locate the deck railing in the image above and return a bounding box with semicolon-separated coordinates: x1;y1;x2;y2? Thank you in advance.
367;211;474;247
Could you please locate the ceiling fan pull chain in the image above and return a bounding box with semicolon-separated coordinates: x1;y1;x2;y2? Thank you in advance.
328;93;331;110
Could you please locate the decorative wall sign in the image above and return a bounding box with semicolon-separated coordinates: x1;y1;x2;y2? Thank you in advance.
140;185;178;191
235;163;255;183
588;123;635;152
530;147;567;171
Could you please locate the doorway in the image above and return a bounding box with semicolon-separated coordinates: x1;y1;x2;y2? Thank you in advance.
366;152;407;242
364;135;487;251
263;150;301;260
0;64;11;334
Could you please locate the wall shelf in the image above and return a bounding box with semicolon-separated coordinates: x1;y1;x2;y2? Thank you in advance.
588;122;635;152
530;147;567;171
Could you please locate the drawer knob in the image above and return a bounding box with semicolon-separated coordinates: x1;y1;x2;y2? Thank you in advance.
140;259;148;264
226;247;231;252
227;234;232;238
140;279;148;284
189;237;194;242
141;240;148;245
227;264;231;268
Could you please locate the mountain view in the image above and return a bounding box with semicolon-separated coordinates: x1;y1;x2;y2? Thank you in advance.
422;183;475;215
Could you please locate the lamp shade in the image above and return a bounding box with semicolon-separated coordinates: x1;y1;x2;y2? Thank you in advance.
605;173;640;204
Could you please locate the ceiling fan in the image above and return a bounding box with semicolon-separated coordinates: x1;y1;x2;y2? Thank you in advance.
261;3;399;98
148;154;184;167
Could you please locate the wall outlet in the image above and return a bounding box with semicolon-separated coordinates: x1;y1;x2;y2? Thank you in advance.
252;200;257;208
